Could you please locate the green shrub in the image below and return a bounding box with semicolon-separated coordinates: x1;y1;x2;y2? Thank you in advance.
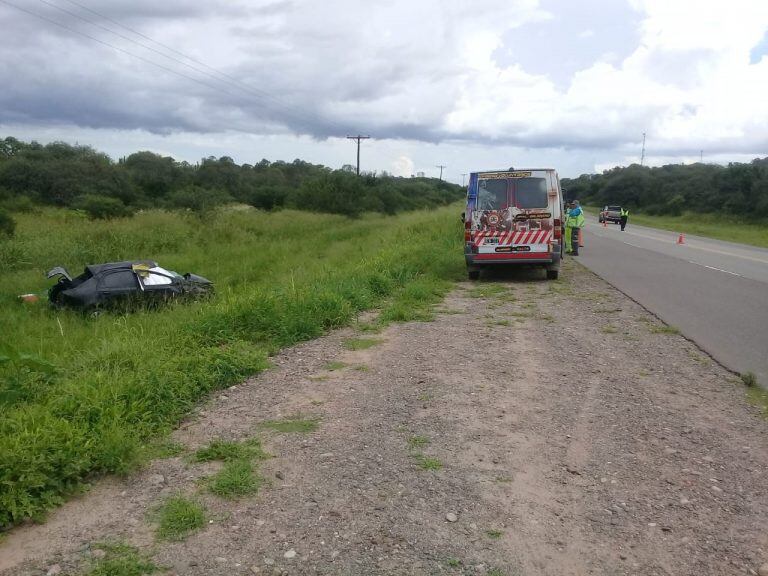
155;495;206;541
0;209;15;237
1;194;37;213
194;438;267;462
741;372;758;387
86;542;159;576
261;417;319;434
73;194;134;219
167;185;231;213
207;460;261;499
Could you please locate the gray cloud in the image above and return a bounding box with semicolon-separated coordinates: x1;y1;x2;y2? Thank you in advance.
0;0;766;171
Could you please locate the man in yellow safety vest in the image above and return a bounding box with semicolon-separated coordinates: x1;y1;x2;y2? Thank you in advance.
565;200;585;256
620;207;629;231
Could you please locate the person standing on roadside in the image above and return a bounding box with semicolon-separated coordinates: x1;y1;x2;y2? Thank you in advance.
566;200;585;256
620;207;629;231
563;202;574;254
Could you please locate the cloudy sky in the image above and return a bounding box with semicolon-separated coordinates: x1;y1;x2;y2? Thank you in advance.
1;0;767;181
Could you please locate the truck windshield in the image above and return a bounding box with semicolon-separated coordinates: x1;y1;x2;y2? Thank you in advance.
512;178;548;208
477;179;508;210
475;176;549;210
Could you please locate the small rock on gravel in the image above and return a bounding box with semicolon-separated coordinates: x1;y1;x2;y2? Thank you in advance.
46;565;62;576
148;474;165;485
284;549;297;559
445;512;458;522
758;562;768;576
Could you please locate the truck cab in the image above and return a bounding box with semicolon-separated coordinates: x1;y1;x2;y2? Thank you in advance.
464;168;564;280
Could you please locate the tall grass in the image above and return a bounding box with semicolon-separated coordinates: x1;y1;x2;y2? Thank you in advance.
0;205;464;527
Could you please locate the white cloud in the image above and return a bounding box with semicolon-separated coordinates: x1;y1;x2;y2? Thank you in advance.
0;0;766;177
391;155;414;177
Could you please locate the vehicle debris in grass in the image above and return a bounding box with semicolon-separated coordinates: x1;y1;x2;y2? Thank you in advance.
46;260;213;311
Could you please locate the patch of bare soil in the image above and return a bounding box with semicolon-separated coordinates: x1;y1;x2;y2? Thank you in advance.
2;259;767;576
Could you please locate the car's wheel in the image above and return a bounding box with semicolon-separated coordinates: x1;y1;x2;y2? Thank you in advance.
84;305;103;318
468;269;480;280
48;283;65;307
546;269;559;280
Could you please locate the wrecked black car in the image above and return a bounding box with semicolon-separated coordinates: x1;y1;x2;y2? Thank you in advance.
47;260;213;311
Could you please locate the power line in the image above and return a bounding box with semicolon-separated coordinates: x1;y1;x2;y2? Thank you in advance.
436;164;446;181
49;0;349;135
2;0;348;137
346;135;370;176
0;0;235;96
61;0;216;65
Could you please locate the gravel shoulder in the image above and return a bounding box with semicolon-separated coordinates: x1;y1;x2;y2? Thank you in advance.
2;259;767;576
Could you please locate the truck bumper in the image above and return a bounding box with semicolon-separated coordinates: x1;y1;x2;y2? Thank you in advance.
465;243;561;268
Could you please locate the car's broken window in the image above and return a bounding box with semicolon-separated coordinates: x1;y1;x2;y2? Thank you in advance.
140;266;178;287
97;270;139;292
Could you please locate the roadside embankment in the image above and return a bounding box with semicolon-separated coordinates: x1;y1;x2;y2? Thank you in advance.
2;258;766;576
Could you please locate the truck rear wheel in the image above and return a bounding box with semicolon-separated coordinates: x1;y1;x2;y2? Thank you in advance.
546;269;559;280
468;269;480;280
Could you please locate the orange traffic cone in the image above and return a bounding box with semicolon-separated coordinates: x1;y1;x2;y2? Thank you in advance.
578;228;584;247
676;233;685;245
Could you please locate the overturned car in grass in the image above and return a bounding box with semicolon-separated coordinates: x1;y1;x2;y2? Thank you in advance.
47;260;213;311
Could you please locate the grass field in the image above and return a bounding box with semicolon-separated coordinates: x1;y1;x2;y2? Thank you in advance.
586;207;768;248
0;205;464;527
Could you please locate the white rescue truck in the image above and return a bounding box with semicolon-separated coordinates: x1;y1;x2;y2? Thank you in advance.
464;168;565;280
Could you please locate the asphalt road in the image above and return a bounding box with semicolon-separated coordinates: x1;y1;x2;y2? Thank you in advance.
577;219;768;387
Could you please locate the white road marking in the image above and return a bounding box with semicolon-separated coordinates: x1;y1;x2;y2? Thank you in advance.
687;261;741;276
585;222;768;265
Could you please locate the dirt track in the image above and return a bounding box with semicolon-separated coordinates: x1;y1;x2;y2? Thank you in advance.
2;259;767;576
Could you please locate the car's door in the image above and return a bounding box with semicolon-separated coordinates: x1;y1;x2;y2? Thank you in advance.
95;269;140;301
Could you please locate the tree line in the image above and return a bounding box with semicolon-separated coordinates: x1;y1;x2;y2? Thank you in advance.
0;137;463;227
561;158;768;218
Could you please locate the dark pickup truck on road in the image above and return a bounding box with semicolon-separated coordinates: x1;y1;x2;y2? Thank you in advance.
599;205;622;224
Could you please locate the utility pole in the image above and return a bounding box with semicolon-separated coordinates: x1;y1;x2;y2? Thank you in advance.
461;173;467;186
346;135;370;176
436;164;446;181
700;150;703;163
640;132;646;167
